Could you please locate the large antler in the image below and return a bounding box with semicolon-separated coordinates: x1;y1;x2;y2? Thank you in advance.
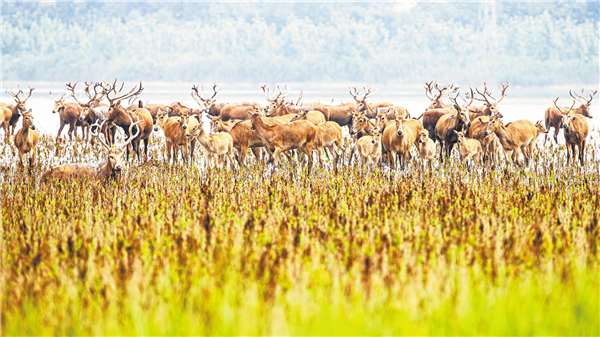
349;86;360;101
362;85;378;101
261;84;277;101
295;89;303;106
49;91;66;102
474;82;492;106
84;81;106;103
424;81;435;100
90;119;111;150
553;96;576;114
571;89;598;106
449;90;462;111
6;85;34;103
191;84;206;109
66;81;88;106
275;84;291;102
104;79;144;106
121;114;143;150
486;81;509;103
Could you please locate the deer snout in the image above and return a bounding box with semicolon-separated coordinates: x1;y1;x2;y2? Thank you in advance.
52;110;58;114
467;121;472;127
115;165;123;171
397;130;404;137
484;131;491;136
372;139;376;144
153;126;159;132
457;138;462;143
419;139;424;144
182;125;188;130
350;130;355;135
186;132;192;138
562;123;568;129
30;125;36;131
79;116;85;121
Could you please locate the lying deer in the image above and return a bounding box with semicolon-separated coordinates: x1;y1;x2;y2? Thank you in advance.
41;117;142;183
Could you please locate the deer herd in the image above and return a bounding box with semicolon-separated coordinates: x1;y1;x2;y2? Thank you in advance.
1;80;597;182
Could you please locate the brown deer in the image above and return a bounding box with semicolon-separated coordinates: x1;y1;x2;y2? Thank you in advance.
14;109;39;171
290;113;344;167
354;127;383;167
554;98;589;166
186;120;236;168
424;81;456;109
50;87;87;141
382;114;418;170
453;130;482;166
41;118;142;183
472;81;509;120
484;116;539;167
349;85;380;118
154;109;192;164
435;91;472;161
191;84;222;117
288;110;326;125
247;110;317;173
103;80;152;162
417;129;436;169
1;105;12;142
71;82;116;144
5;85;34;134
545;89;596;144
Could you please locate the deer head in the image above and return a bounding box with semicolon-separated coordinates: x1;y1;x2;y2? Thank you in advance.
20;109;36;131
103;79;144;121
553;97;577;129
449;90;472;128
6;85;35;113
418;129;429;144
474;81;508;118
569;89;597;118
91;116;142;174
349;85;378;112
370;127;382;144
49;91;66;114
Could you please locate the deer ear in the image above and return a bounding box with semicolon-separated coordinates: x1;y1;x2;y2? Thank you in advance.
453;130;458;135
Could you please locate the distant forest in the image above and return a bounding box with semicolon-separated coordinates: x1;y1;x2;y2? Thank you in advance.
2;1;598;85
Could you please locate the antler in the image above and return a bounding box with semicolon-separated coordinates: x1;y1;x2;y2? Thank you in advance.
191;84;206;108
462;87;475;106
275;84;291;101
104;79;144;106
424;81;435;100
295;89;303;106
121;114;143;150
571;89;598;105
449;90;462;111
90;119;111;150
209;83;221;100
261;84;276;101
6;85;34;103
349;86;360;101
484;81;510;103
474;82;492;105
362;85;378;101
49;91;66;102
66;81;87;106
84;81;105;103
553;96;576;114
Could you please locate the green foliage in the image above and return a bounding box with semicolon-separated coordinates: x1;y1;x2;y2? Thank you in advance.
1;2;598;84
1;135;599;335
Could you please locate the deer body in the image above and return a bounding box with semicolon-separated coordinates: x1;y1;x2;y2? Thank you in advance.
249;113;316;173
14;109;39;170
187;123;235;168
5;85;34;134
1;106;11;142
454;131;482;166
486;119;537;166
562;114;589;166
220;105;256;121
417;129;436;169
355;127;382;167
382;117;417;170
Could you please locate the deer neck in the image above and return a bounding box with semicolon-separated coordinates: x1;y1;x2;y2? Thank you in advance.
493;125;515;148
251;116;275;140
98;160;113;179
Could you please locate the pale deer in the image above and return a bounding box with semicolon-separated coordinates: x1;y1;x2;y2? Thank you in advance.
5;85;34;134
545;89;596;144
14;109;39;171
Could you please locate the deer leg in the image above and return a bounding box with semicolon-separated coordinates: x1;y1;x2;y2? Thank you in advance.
271;148;283;166
553;127;560;144
67;123;76;141
580;141;586;166
18;150;24;168
29;148;36;172
238;146;248;168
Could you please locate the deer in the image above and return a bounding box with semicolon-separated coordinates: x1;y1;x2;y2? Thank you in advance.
186;119;236;168
262;84;292;112
353;127;383;168
453;130;482;166
424;81;457;109
41;118;142;184
1;105;11;142
484;116;539;167
434;91;472;161
191;84;223;117
554;98;589;166
290;112;344;167
247;110;317;173
14;109;39;171
154;109;194;164
349;85;381;118
50;86;88;141
103;80;153;162
5;85;34;134
382;114;418;170
472;81;509;120
545;89;596;145
417;129;436;170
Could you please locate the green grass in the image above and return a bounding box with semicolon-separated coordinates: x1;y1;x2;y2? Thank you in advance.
1;136;599;335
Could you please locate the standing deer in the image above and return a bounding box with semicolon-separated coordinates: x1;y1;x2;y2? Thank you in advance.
191;84;223;117
1;105;11;142
14;109;39;171
435;91;472;161
545;89;596;144
472;81;509;120
41;118;142;183
349;85;380;118
50;87;88;141
5;85;34;134
103;80;153;162
553;98;589;166
424;81;457;109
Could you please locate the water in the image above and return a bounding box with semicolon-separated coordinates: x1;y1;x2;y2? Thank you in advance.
2;81;599;141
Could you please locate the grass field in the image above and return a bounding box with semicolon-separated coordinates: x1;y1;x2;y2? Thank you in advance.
1;136;599;335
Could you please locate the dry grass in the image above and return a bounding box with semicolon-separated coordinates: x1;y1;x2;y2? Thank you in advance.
1;135;599;335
